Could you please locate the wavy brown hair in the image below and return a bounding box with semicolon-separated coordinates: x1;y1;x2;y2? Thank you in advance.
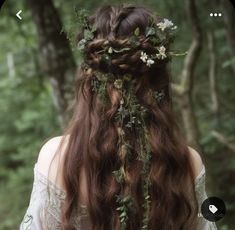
52;4;199;230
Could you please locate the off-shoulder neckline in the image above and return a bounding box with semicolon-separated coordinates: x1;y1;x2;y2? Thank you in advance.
34;162;205;207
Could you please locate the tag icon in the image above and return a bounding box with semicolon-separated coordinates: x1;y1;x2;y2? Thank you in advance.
201;197;226;222
209;205;218;214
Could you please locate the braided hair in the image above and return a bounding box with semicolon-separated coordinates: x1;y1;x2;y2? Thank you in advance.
78;5;169;74
59;4;198;230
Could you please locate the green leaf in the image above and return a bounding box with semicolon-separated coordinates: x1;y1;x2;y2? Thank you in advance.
76;9;90;29
100;54;111;66
129;36;141;48
91;26;97;33
108;47;113;54
121;218;126;222
120;212;127;217
145;27;155;37
155;30;166;41
117;206;125;211
150;37;160;45
134;27;140;36
84;29;94;41
145;195;150;200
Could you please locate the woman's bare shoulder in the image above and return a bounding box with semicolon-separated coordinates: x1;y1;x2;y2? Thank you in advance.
36;135;69;184
188;146;204;179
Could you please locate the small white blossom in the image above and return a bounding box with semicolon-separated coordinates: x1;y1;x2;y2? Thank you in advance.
140;51;148;63
140;51;156;67
156;46;167;60
157;18;174;31
146;59;155;67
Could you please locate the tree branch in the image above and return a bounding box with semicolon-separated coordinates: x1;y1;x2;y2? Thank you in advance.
174;0;203;151
211;130;235;153
180;0;202;92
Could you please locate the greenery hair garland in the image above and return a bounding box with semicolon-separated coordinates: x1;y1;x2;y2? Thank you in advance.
74;9;184;230
91;70;154;230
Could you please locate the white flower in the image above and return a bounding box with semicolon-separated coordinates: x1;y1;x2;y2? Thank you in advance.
146;59;155;67
140;51;148;63
140;51;155;67
156;46;167;60
157;18;174;31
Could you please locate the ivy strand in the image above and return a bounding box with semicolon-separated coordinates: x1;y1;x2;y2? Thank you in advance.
89;69;163;229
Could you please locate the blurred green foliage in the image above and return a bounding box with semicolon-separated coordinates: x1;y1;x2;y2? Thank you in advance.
0;0;234;229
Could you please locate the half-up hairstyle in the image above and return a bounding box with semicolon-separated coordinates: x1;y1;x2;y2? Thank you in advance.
53;4;199;230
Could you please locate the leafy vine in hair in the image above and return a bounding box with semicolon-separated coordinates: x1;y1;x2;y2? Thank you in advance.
91;72;155;229
74;9;186;230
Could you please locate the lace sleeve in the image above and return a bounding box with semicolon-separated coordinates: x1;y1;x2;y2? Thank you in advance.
195;165;217;230
19;164;49;230
19;164;63;230
19;163;87;230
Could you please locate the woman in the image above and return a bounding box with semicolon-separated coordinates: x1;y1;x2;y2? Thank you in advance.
20;4;217;230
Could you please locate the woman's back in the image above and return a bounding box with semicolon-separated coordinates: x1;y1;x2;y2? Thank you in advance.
20;136;216;230
34;136;205;203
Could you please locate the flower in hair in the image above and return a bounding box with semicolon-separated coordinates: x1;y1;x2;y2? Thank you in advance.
114;79;123;89
155;89;165;102
120;98;124;105
140;51;148;63
146;59;155;67
156;46;167;60
157;18;175;31
77;38;86;50
140;52;155;67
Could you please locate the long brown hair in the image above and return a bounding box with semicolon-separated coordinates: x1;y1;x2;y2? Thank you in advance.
52;4;198;230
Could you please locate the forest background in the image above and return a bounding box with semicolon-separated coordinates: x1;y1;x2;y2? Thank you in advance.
0;0;234;229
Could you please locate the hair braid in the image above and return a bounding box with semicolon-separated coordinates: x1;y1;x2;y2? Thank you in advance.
109;5;134;38
85;37;166;75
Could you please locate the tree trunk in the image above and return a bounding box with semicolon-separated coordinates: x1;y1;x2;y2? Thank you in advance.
7;52;15;78
221;0;235;77
172;0;203;152
207;31;219;119
180;94;201;150
26;0;76;126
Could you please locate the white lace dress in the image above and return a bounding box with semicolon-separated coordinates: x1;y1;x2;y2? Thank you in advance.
19;163;217;230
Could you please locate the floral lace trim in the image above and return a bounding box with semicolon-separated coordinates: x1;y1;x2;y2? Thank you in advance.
195;164;205;183
34;163;88;215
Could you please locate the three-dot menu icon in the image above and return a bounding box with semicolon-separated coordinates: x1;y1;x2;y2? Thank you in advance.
210;13;222;17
